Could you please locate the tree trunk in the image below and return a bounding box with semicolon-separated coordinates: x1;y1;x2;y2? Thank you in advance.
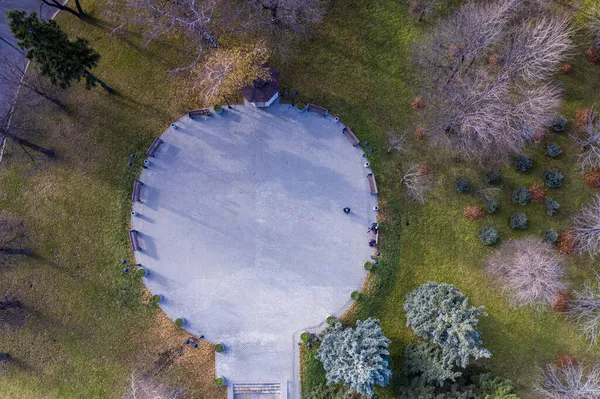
3;132;55;157
0;248;33;256
74;0;85;16
0;301;21;311
41;0;83;19
83;71;115;94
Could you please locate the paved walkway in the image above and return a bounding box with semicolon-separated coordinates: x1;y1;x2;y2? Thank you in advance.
132;103;377;397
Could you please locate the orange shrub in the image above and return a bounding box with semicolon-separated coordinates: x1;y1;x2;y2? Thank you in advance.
556;354;578;369
560;64;573;74
463;205;485;221
576;108;594;133
531;130;547;143
585;169;600;188
529;183;548;203
557;230;575;255
586;47;600;65
550;290;572;312
408;0;421;14
413;128;427;141
489;53;501;66
411;97;425;110
416;163;432;177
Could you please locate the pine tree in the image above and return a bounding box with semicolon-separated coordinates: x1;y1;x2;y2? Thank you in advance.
315;318;392;398
404;282;491;368
403;342;462;387
7;10;113;93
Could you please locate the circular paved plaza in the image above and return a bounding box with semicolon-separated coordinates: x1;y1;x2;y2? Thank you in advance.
131;102;377;397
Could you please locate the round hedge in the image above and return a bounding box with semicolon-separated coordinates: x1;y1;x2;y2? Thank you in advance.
136;268;147;278
479;226;500;246
364;261;374;271
326;315;336;326
215;343;224;353
214;104;222;112
546;142;562;158
351;291;360;301
485;198;500;214
510;213;528;230
151;294;162;305
546;197;560;216
511;186;531;206
175;318;184;328
215;377;226;387
550;115;567;132
515;156;532;172
542;229;559;244
485;170;501;185
455;178;471;193
545;169;564;188
300;331;310;342
296;102;306;111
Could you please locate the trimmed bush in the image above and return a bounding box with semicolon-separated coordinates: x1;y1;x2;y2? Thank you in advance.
485;170;501;185
413;127;427;140
515;156;532;172
550;115;567;132
485;198;500;214
479;226;500;246
296;102;306;111
136;267;147;278
544;169;563;188
546;197;560;216
351;291;360;301
364;262;374;271
215;377;226;387
551;291;571;313
214;104;222;112
585;169;600;188
411;97;425;110
542;229;559;244
511;186;531;206
151;294;162;305
463;205;484;221
546;142;562;158
300;331;310;342
175;318;184;328
326;316;336;326
510;213;528;230
455;178;471;193
215;343;224;353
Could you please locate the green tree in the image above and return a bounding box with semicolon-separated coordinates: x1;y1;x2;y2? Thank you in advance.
7;10;113;93
403;342;462;387
404;282;491;368
315;318;392;398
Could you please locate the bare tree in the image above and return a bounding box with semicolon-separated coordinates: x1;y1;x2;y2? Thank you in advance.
535;361;600;399
0;106;55;159
37;0;85;19
387;130;406;153
485;237;566;308
415;0;572;164
122;372;185;399
571;110;600;172
572;195;600;258
0;213;32;264
250;0;327;33
401;165;433;205
408;0;441;22
567;275;600;345
476;187;501;201
0;56;62;108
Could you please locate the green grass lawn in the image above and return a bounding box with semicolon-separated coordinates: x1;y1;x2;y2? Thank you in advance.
285;0;600;397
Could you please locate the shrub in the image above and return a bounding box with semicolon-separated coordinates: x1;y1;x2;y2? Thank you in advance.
364;261;374;271
479;226;500;246
485;198;500;214
300;332;310;342
304;385;354;399
557;230;575;255
515;155;532;172
215;343;224;353
463;205;484;221
326;316;336;326
542;229;559;244
416;163;433;177
555;354;577;369
550;115;567;132
413;127;427;140
215;377;226;387
214;104;222;112
151;294;162;305
455;178;471;193
546;142;562;158
485;238;566;308
532;130;547;143
511;186;531;206
403;342;461;387
551;290;571;312
576;108;594;133
568;276;600;344
315;319;392;398
296;102;306;111
136;268;147;278
585;169;600;188
586;47;600;64
545;169;564;188
560;64;573;74
174;318;184;328
411;97;425;110
404;282;491;368
546;197;560;216
485;170;501;185
510;213;528;230
529;184;547;203
350;291;360;300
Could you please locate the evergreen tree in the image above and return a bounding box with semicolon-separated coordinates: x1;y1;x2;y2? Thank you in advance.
7;10;113;93
404;282;491;368
403;342;462;387
315;318;392;398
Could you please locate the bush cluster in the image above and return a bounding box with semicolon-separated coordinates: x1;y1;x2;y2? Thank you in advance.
546;197;560;216
485;198;500;214
512;186;531;206
510;213;528;230
550;115;567;132
479;227;500;246
542;229;559;244
544;169;563;188
515;156;532;172
455;178;471;193
546;142;562;158
485;170;501;185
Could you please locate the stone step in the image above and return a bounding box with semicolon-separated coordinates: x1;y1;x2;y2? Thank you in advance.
233;383;281;394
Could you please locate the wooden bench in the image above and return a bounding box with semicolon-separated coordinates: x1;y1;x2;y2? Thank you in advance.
132;180;142;202
307;104;328;116
188;108;212;119
367;173;378;195
343;126;360;146
146;137;163;157
129;229;141;252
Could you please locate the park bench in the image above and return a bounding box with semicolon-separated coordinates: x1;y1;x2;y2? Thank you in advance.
342;126;360;146
307;104;328;116
188;109;212;119
367;173;378;195
146;137;163;157
132;180;142;202
129;229;141;252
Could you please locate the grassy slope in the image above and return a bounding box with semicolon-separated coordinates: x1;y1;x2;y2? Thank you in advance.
0;1;224;398
286;0;600;397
